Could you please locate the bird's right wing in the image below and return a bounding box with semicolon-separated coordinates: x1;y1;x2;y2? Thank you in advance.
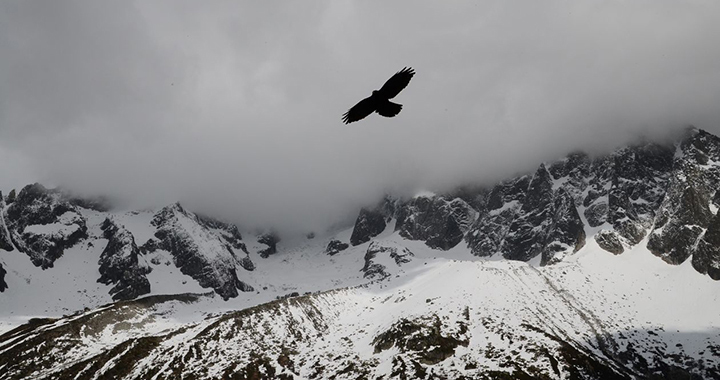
377;67;415;99
342;96;376;124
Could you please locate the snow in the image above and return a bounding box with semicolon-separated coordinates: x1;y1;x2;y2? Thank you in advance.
2;203;720;377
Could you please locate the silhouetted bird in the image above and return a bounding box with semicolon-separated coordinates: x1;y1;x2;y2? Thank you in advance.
342;67;415;124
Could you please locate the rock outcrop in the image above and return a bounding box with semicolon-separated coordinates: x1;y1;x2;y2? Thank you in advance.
151;203;254;300
98;218;152;301
3;183;88;268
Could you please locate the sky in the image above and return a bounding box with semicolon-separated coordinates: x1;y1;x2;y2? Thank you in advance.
1;1;720;233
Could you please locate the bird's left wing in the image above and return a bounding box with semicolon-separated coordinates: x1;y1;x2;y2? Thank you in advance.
342;96;377;124
377;67;415;99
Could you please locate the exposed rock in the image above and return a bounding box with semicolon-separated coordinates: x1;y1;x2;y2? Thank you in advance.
4;183;88;268
595;230;624;255
465;176;529;257
0;262;7;292
372;315;468;365
239;255;255;271
395;195;476;250
350;208;388;246
361;241;413;279
502;165;556;262
151;203;253;300
98;218;152;301
648;130;720;267
258;232;280;258
692;207;720;280
325;239;349;256
0;200;14;252
541;189;586;265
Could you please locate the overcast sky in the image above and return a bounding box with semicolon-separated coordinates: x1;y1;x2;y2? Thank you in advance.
2;1;720;233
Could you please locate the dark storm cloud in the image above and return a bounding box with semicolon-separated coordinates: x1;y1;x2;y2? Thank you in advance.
1;1;720;233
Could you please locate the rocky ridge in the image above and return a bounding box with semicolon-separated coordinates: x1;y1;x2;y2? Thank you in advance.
350;128;720;281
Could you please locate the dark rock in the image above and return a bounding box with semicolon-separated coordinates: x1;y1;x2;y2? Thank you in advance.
395;195;475;250
258;232;280;258
239;255;255;271
692;211;720;280
595;230;624;255
372;315;468;365
648;130;720;268
98;218;152;301
151;203;254;300
350;208;387;246
0;201;14;252
503;165;555;262
326;239;349;256
4;183;88;268
541;189;586;266
361;241;413;279
139;238;159;254
466;176;530;257
0;262;7;292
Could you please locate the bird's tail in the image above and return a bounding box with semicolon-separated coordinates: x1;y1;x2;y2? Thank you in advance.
375;100;402;118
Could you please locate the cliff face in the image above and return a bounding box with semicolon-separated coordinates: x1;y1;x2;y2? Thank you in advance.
350;129;720;280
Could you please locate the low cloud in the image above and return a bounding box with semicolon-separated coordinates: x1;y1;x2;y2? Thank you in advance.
1;1;719;233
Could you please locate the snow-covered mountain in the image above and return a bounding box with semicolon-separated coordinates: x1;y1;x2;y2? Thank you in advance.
1;128;719;379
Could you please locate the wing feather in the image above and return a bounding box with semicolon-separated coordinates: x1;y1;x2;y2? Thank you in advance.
342;96;377;124
377;67;415;99
375;99;402;118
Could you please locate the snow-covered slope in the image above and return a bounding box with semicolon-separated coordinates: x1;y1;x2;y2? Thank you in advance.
1;231;718;379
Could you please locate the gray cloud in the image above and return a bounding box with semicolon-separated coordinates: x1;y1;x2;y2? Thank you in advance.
2;1;720;233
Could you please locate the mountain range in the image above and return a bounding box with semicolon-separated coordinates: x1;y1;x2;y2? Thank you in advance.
1;128;719;379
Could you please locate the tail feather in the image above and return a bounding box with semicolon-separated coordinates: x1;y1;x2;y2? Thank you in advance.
375;99;402;118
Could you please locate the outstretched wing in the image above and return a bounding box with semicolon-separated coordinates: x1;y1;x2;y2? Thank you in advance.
377;67;415;99
342;96;377;124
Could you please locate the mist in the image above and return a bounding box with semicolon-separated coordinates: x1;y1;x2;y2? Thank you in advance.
1;1;720;234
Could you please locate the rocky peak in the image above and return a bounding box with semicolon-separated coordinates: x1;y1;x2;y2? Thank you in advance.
3;183;88;268
151;203;254;300
98;218;152;301
349;196;397;246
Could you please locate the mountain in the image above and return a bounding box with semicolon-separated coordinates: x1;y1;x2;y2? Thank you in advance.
1;128;719;379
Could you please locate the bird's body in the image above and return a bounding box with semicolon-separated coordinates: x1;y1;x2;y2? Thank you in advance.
342;67;415;124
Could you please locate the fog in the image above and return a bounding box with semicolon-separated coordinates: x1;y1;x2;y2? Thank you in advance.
2;1;720;233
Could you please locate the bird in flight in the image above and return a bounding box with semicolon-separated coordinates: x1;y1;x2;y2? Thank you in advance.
342;67;415;124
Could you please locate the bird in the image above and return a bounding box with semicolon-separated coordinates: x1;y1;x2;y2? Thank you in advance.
342;67;415;124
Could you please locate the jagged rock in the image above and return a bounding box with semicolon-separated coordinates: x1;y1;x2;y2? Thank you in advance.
541;189;586;265
258;232;280;258
350;208;387;246
0;262;7;292
595;230;624;255
503;165;556;262
98;218;152;301
326;239;349;256
466;176;529;257
4;183;88;268
649;130;720;267
0;201;14;252
239;256;255;271
139;238;159;254
151;203;254;300
395;195;476;250
361;241;413;279
692;211;720;280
